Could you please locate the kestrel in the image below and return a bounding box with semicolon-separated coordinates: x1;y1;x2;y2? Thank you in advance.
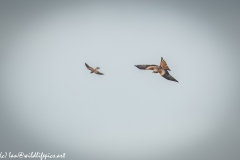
135;57;178;82
85;63;104;75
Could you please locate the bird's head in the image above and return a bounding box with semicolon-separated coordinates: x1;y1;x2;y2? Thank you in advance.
96;67;100;69
152;69;158;73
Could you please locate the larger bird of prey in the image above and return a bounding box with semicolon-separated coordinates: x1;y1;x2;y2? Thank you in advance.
135;57;178;82
85;63;104;75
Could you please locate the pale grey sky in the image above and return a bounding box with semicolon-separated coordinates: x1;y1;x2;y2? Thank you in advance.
0;1;240;160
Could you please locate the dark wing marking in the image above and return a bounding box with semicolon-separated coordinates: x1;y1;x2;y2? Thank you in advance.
96;71;104;75
85;63;94;71
161;70;178;82
160;57;171;71
134;65;157;70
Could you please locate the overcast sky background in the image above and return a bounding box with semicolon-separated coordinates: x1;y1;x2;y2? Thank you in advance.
0;1;240;160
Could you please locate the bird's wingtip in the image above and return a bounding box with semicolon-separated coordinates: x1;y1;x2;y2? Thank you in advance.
134;65;140;69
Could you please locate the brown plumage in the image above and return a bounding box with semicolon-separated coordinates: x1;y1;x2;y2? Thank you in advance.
134;57;178;83
85;63;104;75
135;65;159;73
159;68;178;82
160;57;171;71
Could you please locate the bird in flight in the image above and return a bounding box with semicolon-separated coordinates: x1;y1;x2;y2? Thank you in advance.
135;57;178;82
85;63;104;75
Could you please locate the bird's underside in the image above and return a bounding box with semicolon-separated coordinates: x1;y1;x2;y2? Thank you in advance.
85;63;104;75
134;57;178;83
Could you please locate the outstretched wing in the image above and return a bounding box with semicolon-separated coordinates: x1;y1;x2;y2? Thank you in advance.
161;70;178;82
134;65;158;70
96;71;104;75
85;63;94;72
160;57;171;71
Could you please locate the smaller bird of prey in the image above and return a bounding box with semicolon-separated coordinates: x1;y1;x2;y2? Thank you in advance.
85;63;104;75
135;57;178;82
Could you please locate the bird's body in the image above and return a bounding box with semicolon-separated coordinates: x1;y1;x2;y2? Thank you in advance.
85;63;104;75
134;57;178;82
